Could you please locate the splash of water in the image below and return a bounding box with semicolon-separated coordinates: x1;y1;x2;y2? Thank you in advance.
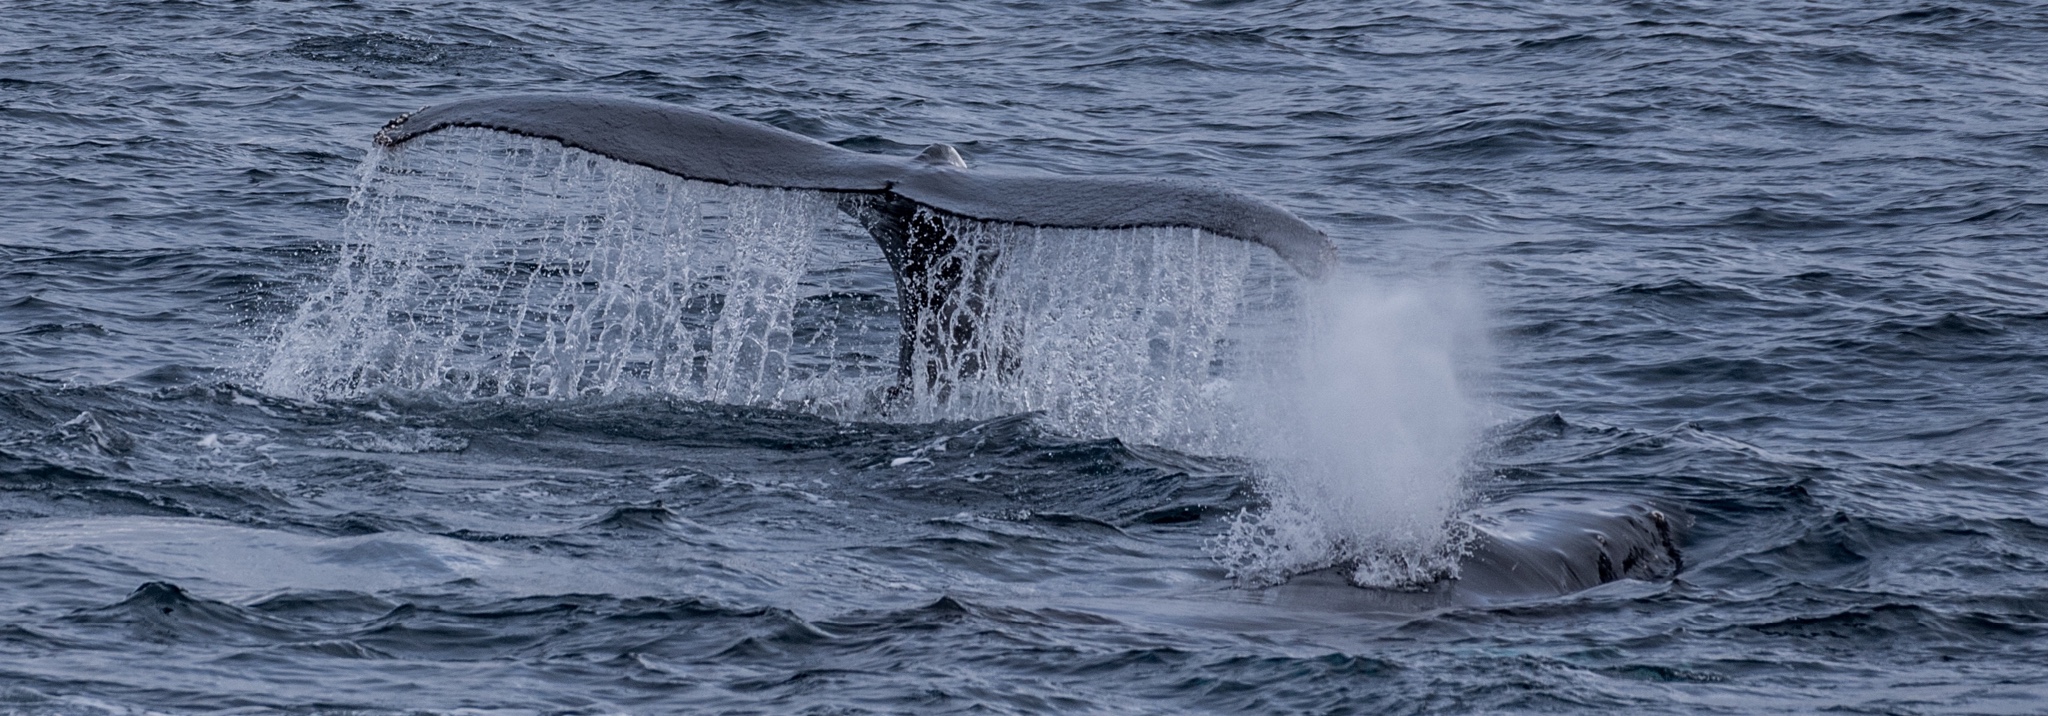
262;131;1259;449
1212;281;1488;588
263;130;834;404
883;212;1253;447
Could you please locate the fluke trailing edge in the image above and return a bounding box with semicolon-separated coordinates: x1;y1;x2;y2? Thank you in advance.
374;94;1336;387
374;94;1335;275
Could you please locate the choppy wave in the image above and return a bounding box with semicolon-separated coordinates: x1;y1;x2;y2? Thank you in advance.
3;0;2046;712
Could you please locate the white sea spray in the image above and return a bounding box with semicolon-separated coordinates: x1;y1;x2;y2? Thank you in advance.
1214;280;1489;587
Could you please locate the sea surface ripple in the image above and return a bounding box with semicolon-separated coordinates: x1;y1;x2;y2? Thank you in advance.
3;1;2047;713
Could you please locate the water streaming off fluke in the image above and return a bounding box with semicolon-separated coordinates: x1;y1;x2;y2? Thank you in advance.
264;130;832;406
263;129;1276;449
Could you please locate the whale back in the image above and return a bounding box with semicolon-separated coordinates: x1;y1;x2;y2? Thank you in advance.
1456;496;1686;598
375;94;1335;277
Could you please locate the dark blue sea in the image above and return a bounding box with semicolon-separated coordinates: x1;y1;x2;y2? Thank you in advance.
4;1;2046;713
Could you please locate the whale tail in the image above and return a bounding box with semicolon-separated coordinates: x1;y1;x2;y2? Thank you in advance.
838;192;1012;393
373;94;1335;393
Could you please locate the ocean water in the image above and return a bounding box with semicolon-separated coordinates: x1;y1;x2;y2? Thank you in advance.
3;1;2047;713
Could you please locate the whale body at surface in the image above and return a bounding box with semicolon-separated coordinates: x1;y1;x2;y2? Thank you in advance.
1264;495;1689;610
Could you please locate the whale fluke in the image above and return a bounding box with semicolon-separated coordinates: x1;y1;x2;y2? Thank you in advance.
376;94;1335;391
377;94;904;192
375;94;1335;278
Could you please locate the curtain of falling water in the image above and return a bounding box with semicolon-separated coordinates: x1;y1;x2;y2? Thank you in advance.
262;131;1282;452
262;129;833;404
886;211;1257;449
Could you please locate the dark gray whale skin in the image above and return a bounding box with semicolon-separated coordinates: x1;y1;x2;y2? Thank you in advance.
1266;495;1687;612
376;94;1335;386
1455;495;1684;597
375;94;1336;276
